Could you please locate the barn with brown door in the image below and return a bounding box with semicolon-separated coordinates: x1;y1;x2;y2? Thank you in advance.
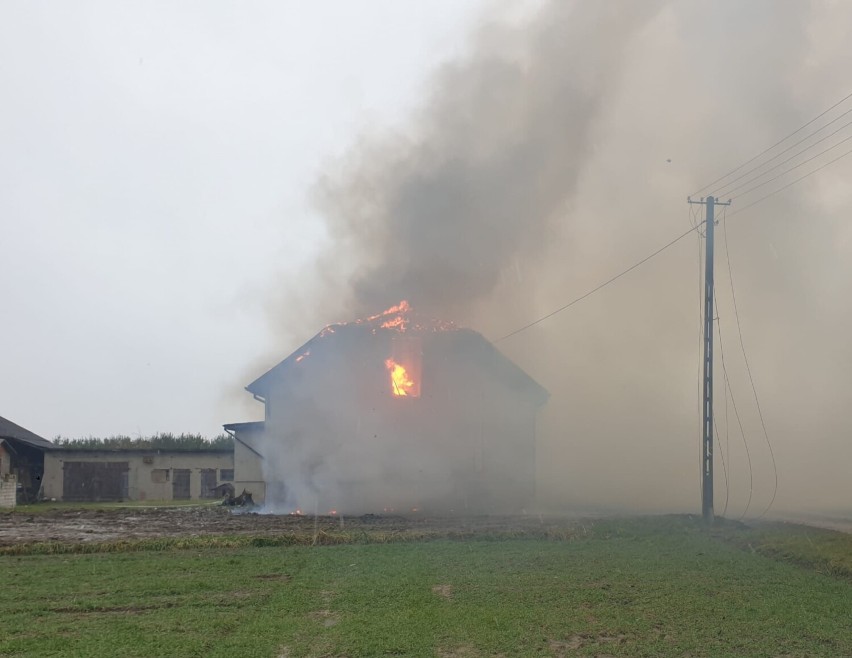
226;302;548;514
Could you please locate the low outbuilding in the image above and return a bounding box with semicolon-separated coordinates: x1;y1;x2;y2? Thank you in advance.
42;449;235;502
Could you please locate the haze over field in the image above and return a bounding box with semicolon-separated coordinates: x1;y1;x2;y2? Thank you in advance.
3;1;851;516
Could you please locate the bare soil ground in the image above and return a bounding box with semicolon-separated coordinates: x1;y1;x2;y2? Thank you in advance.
0;506;567;546
3;505;848;548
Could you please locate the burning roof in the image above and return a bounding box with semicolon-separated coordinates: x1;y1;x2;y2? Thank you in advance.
246;301;548;406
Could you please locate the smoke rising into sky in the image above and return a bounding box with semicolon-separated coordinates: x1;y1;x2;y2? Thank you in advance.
312;1;665;318
269;0;852;516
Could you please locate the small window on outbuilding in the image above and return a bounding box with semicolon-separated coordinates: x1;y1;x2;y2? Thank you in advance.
220;469;234;481
151;469;169;483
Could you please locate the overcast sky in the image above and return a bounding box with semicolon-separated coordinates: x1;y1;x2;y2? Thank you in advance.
1;0;495;439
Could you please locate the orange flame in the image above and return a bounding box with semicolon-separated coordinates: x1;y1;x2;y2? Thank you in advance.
370;300;412;332
295;349;310;363
380;315;407;330
369;300;411;320
385;358;415;397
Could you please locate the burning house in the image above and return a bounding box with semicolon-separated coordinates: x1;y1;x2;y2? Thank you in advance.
226;302;548;514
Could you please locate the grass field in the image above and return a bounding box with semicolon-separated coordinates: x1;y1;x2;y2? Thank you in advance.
1;516;850;657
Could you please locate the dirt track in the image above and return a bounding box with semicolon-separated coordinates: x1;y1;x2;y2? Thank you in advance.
0;506;563;546
3;506;848;547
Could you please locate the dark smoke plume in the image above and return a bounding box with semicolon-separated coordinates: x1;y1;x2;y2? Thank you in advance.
312;1;665;319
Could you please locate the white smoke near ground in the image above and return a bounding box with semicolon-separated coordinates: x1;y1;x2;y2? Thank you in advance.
259;0;852;518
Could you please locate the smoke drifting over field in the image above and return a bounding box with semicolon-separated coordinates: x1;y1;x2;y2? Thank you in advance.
263;1;852;517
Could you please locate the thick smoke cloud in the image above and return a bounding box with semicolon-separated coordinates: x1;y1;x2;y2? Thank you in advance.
264;0;852;518
311;1;665;319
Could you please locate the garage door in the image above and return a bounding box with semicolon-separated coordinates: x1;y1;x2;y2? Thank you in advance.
172;469;191;499
62;462;129;502
200;469;217;498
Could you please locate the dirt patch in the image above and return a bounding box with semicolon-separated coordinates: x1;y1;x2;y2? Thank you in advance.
0;507;583;548
549;633;627;656
548;636;582;655
255;573;292;582
48;602;176;615
431;584;453;599
437;646;480;657
308;609;340;628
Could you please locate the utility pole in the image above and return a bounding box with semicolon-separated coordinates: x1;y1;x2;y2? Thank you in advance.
688;195;730;523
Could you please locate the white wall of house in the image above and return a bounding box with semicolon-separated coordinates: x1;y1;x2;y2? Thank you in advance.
233;438;266;504
43;450;234;502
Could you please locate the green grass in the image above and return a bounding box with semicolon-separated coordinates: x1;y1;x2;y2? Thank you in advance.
717;521;852;581
0;517;850;657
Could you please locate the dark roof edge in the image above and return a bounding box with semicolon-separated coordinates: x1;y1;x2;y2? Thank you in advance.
245;331;325;396
0;416;56;450
481;338;550;407
222;421;266;431
223;422;266;460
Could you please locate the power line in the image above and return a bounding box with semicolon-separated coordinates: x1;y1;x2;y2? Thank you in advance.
712;412;730;518
712;279;737;520
727;131;852;201
709;269;731;519
718;118;852;199
726;143;852;218
501;134;850;344
497;225;699;342
714;279;754;520
721;213;778;518
691;88;852;197
717;108;852;196
711;282;731;520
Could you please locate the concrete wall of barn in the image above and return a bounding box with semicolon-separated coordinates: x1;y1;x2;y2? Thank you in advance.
233;440;266;504
43;451;234;502
0;474;16;508
0;443;10;476
234;430;266;505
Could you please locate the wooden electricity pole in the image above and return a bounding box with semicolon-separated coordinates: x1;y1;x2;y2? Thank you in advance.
688;195;731;523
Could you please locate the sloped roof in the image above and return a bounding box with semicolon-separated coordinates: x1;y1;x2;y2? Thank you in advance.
0;416;55;450
222;421;266;459
246;320;548;407
428;328;550;406
222;421;265;432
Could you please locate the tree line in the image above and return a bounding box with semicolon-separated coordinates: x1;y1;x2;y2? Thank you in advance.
54;432;234;451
